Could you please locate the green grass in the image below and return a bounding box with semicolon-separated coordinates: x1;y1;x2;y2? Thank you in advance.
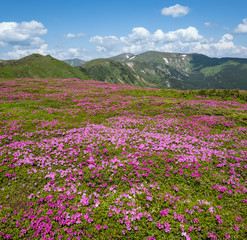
0;54;89;79
200;61;240;76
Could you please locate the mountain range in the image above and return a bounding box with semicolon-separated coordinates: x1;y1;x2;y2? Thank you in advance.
1;51;247;90
78;51;247;90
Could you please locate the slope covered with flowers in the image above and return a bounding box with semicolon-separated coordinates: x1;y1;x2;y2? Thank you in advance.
0;78;246;239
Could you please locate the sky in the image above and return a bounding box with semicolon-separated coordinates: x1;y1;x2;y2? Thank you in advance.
1;0;247;60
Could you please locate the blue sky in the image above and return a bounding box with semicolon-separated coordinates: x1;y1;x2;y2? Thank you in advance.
1;0;247;60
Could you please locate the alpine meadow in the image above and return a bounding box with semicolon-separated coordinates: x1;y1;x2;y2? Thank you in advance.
0;0;247;239
0;78;246;239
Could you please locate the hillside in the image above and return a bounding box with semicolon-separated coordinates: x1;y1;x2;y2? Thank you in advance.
76;58;156;87
0;54;89;79
80;51;247;90
0;78;246;239
110;53;135;62
1;52;246;89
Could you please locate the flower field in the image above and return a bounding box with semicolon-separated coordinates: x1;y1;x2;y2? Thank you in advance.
0;78;246;239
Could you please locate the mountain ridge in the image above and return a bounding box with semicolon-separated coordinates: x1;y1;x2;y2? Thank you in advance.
1;52;246;90
78;51;247;90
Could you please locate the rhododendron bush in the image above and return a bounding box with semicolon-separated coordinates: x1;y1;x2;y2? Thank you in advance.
0;78;246;239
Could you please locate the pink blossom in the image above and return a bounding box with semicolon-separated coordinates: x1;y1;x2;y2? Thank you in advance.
160;209;169;217
164;222;171;232
236;217;242;222
188;226;193;232
157;222;163;229
95;225;101;230
147;236;156;240
208;207;214;213
233;224;239;231
80;195;89;206
225;233;230;239
146;196;153;201
193;218;198;224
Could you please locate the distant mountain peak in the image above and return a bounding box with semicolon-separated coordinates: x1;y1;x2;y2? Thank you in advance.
110;53;135;62
20;53;44;60
63;58;86;67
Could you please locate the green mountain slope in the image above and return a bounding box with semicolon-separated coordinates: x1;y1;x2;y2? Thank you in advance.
2;52;246;89
0;54;89;79
110;53;135;62
131;51;192;74
187;54;247;89
81;52;197;89
81;51;247;90
77;58;157;87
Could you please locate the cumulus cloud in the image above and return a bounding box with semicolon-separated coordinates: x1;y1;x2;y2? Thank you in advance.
234;18;247;33
53;48;92;60
64;33;86;39
164;27;203;42
0;20;47;46
90;35;120;52
0;20;91;60
3;44;92;61
4;44;49;59
161;4;190;18
0;20;51;60
89;26;247;58
121;27;151;43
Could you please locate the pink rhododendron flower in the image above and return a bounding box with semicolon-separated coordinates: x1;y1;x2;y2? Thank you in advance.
80;194;89;206
157;222;163;229
233;224;239;231
164;222;171;232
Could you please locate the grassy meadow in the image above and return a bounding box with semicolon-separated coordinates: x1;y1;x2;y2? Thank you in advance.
0;78;246;239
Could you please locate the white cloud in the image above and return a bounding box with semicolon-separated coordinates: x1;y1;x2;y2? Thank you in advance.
89;27;247;58
67;48;83;56
90;35;119;45
3;44;92;61
96;46;107;52
119;26;203;47
161;4;190;18
0;20;47;46
164;27;203;42
54;48;91;60
234;18;247;33
4;44;49;59
220;34;233;42
0;20;93;61
64;33;86;39
90;35;120;52
153;29;166;41
124;27;151;43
